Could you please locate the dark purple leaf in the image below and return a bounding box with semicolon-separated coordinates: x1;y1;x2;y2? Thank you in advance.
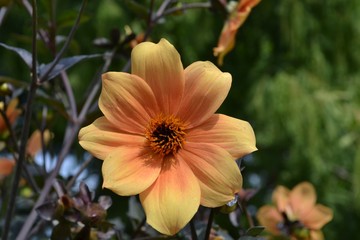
36;201;58;221
98;196;112;210
0;42;36;68
79;182;92;204
39;54;101;81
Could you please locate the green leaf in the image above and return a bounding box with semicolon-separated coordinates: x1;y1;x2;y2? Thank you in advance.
124;0;148;19
35;95;70;120
245;226;265;237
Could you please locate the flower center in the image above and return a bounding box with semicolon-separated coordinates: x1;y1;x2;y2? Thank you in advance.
145;114;186;156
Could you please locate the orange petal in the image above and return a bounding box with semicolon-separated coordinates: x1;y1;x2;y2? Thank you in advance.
187;114;257;159
131;39;184;114
6;98;21;124
256;205;283;235
302;204;333;230
102;146;162;196
179;142;242;207
26;129;51;158
289;182;317;219
99;72;158;135
0;158;15;177
79;117;144;160
213;0;261;65
178;61;231;127
272;185;290;212
139;157;200;235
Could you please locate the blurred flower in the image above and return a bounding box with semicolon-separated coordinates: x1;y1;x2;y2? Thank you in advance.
213;0;261;65
257;182;333;240
26;129;52;158
129;33;145;48
0;98;21;135
79;38;257;235
0;158;15;180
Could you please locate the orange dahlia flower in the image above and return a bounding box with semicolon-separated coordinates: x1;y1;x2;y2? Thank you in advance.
213;0;261;65
79;39;257;235
257;182;333;240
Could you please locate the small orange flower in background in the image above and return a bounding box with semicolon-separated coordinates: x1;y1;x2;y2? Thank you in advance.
257;182;333;240
26;129;52;158
0;158;15;180
0;129;51;181
0;98;21;135
79;38;257;235
213;0;261;65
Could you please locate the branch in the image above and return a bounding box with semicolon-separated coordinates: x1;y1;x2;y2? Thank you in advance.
1;0;39;239
38;0;88;83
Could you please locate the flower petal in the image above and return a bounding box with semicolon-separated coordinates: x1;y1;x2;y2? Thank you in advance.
289;182;317;219
213;0;261;65
302;204;333;230
177;61;231;127
79;117;144;160
256;205;283;235
139;157;200;235
187;114;257;159
99;72;158;135
0;158;15;177
102;146;162;196
272;185;290;212
131;39;184;114
179;142;242;207
26;129;51;158
6;98;21;124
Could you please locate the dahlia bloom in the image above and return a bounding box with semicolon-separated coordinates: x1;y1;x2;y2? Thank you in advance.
213;0;261;65
79;39;257;235
257;182;333;240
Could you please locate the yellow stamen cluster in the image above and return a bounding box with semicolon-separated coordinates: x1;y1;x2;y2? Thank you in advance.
145;114;186;156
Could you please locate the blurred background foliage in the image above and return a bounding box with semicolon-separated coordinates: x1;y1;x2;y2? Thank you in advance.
0;0;359;239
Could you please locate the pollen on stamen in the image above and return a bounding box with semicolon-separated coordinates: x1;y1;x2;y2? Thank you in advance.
145;114;186;156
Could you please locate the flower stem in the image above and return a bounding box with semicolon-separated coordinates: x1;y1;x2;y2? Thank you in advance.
204;208;215;240
1;1;38;239
240;200;254;228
